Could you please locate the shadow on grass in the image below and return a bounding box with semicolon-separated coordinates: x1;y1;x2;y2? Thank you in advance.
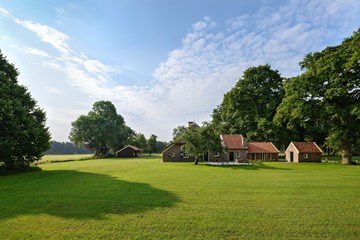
0;170;178;220
200;162;291;171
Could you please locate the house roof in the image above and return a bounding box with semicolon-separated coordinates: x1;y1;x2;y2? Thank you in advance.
160;140;186;153
290;142;323;153
116;145;141;153
221;134;247;150
247;142;279;153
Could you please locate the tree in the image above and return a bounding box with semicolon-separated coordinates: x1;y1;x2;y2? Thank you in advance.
69;101;133;158
172;125;187;141
275;29;360;164
181;122;223;165
212;65;284;144
0;50;50;171
130;133;148;153
155;141;168;153
147;134;158;156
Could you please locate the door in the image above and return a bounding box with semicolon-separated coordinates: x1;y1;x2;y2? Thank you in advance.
229;152;234;161
203;152;209;161
290;152;294;162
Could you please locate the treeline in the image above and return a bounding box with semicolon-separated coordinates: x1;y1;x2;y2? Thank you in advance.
69;101;168;157
173;28;360;164
45;141;93;155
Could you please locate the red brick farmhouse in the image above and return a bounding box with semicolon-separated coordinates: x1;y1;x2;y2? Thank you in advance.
161;134;279;162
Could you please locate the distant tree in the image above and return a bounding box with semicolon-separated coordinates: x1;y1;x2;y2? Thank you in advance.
275;29;360;164
147;134;158;156
212;65;284;145
45;141;93;155
0;50;51;171
130;133;147;153
69;101;133;158
155;141;167;153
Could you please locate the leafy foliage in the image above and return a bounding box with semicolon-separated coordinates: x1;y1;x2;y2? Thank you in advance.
129;133;148;152
180;122;223;164
0;50;50;171
276;29;360;164
212;65;284;144
69;101;134;158
147;134;158;156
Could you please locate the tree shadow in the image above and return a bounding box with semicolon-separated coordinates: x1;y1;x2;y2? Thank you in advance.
200;162;291;171
0;170;178;220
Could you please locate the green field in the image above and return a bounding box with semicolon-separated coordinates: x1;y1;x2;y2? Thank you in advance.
1;156;360;239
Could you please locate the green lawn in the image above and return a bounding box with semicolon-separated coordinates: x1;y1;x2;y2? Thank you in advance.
1;157;360;239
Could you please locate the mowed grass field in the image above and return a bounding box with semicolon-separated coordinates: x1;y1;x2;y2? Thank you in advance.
1;156;360;239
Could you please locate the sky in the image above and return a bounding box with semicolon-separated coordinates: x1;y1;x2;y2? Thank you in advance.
0;0;359;142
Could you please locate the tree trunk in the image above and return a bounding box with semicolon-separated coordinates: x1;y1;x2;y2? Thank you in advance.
341;146;352;165
194;158;199;165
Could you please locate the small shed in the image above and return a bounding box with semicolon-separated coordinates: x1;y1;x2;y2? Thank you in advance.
285;142;323;163
116;145;141;158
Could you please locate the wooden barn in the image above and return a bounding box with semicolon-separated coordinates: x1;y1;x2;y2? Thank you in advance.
116;145;141;158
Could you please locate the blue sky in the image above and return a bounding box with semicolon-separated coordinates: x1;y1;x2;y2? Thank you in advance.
1;0;359;142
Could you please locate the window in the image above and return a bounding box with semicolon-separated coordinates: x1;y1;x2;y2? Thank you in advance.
168;152;175;157
304;154;308;159
236;151;241;158
214;152;220;157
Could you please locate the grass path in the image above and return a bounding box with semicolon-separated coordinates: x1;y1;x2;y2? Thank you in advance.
1;157;360;239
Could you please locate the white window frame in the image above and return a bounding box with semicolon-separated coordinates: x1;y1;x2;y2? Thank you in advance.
214;152;220;157
236;151;241;158
304;153;308;159
168;152;175;157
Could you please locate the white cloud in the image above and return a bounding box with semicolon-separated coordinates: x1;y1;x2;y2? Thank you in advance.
24;47;51;58
14;19;71;56
2;0;360;141
0;6;10;17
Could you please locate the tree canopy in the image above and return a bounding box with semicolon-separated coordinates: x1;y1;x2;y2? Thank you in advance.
212;64;284;143
0;50;51;171
176;122;223;165
275;29;360;164
69;101;134;158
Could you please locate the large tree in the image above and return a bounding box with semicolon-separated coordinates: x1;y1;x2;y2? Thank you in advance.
69;101;133;158
0;50;50;171
275;29;360;164
212;65;284;144
181;122;223;165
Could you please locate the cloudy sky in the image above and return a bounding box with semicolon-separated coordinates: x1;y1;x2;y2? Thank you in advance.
0;0;359;142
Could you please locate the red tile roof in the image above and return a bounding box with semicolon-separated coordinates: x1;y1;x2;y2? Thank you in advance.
128;145;141;151
292;142;322;153
221;134;247;149
247;142;279;153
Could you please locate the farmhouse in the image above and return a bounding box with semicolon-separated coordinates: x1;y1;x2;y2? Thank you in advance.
162;133;279;162
161;140;195;162
116;145;141;158
285;142;323;163
208;134;279;162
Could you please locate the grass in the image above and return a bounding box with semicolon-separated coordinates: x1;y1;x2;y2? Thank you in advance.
1;156;360;239
37;154;94;164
